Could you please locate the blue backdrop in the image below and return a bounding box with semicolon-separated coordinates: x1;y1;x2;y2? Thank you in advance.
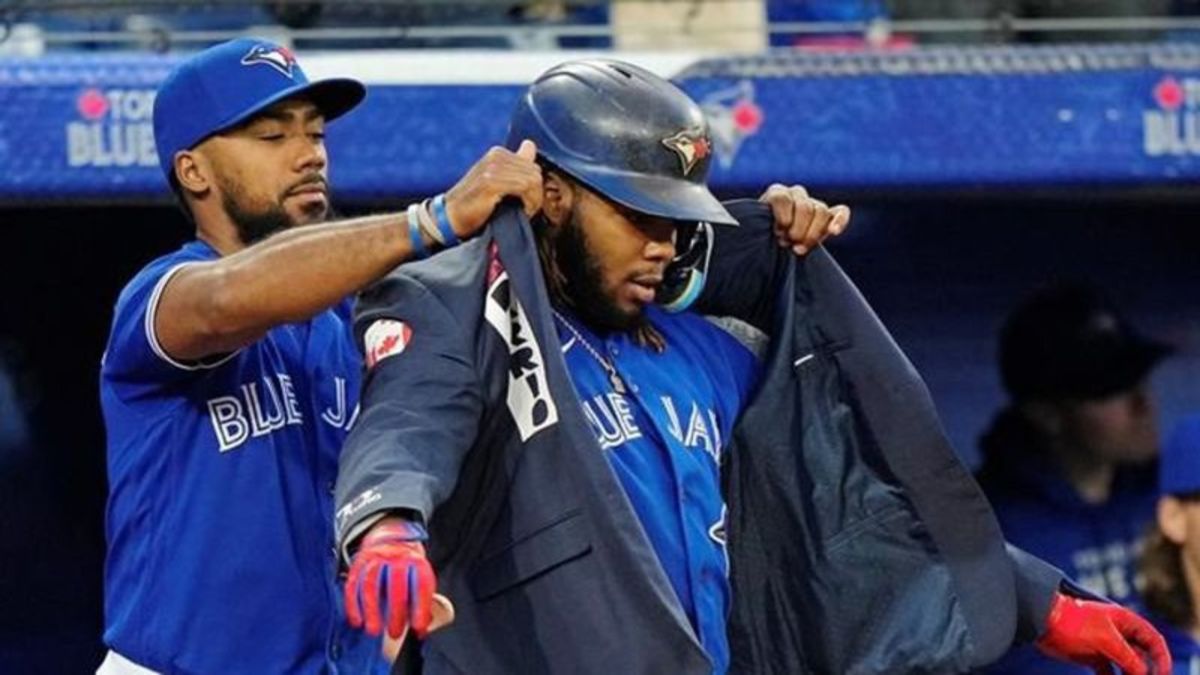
4;45;1200;202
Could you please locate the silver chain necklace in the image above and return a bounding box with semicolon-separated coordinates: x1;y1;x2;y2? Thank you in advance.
551;309;628;395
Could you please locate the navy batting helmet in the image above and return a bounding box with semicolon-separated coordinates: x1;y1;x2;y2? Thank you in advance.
505;59;736;227
507;59;734;311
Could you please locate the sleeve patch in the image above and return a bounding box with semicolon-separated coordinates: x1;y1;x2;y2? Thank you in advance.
364;319;413;369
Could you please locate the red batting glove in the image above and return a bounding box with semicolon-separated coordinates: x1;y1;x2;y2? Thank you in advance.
1036;592;1172;675
344;518;437;640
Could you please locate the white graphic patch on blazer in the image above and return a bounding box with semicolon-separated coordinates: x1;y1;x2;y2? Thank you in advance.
484;268;559;441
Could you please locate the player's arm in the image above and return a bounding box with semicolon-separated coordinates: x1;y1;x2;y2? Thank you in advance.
693;191;849;332
335;269;483;642
155;142;542;363
1005;544;1171;674
693;200;788;332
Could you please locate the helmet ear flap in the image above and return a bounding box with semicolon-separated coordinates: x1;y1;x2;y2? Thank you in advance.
658;221;713;313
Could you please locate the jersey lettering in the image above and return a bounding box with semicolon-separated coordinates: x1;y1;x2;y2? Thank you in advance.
208;396;249;452
321;376;349;428
243;379;286;437
278;373;303;424
660;396;722;463
206;372;304;452
1071;538;1143;601
581;393;642;450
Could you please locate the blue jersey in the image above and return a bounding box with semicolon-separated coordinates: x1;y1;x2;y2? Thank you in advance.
553;306;760;675
1150;613;1200;675
100;240;379;674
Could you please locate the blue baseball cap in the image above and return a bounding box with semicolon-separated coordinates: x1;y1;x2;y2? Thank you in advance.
1161;415;1200;496
153;38;365;181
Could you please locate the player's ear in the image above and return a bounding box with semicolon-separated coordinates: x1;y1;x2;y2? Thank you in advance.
174;150;211;197
1159;496;1188;545
540;170;574;228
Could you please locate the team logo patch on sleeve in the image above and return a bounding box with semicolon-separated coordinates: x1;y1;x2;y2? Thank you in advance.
364;319;412;369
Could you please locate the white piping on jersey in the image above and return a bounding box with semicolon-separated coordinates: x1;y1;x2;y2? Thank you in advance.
144;261;241;372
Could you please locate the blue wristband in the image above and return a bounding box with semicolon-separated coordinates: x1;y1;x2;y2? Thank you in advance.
407;204;429;259
431;193;461;247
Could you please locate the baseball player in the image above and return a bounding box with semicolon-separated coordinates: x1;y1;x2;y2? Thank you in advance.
99;39;836;674
97;38;545;674
335;59;1171;674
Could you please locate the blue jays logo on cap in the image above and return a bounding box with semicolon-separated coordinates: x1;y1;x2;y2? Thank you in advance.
152;38;365;181
240;43;298;79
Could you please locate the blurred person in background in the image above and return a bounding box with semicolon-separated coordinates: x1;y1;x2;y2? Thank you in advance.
1140;414;1200;674
977;282;1173;674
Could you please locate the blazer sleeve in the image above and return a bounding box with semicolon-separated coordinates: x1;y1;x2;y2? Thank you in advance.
695;200;790;334
334;268;486;554
1007;542;1123;648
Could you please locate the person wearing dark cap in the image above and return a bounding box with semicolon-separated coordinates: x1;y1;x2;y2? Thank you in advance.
1140;414;1200;674
977;282;1173;674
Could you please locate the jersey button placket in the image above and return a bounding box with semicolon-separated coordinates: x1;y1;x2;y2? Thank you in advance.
608;339;639;395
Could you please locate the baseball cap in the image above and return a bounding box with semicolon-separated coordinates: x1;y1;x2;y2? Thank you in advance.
1161;415;1200;496
153;38;365;180
999;283;1172;401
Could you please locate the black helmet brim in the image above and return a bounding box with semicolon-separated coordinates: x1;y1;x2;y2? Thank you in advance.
568;164;738;227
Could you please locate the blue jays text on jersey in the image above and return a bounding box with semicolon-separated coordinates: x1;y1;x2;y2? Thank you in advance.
99;239;379;674
552;305;760;675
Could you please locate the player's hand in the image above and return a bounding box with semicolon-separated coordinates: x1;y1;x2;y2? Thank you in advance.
1035;592;1171;675
345;517;443;640
443;140;543;239
759;183;850;256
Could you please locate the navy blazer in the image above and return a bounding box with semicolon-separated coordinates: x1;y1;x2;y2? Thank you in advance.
334;201;1061;674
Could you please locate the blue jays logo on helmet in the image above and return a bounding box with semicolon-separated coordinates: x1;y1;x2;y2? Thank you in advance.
240;43;297;79
661;128;712;177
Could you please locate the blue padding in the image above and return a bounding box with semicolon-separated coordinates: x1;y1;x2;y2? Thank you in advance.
3;45;1200;203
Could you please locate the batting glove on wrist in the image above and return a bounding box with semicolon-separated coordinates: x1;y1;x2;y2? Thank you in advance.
344;518;437;640
1036;592;1171;675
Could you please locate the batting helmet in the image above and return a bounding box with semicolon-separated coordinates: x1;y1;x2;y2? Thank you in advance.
506;59;735;311
505;59;735;227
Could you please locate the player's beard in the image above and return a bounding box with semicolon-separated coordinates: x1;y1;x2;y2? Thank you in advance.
223;193;292;246
551;208;650;334
219;175;332;246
